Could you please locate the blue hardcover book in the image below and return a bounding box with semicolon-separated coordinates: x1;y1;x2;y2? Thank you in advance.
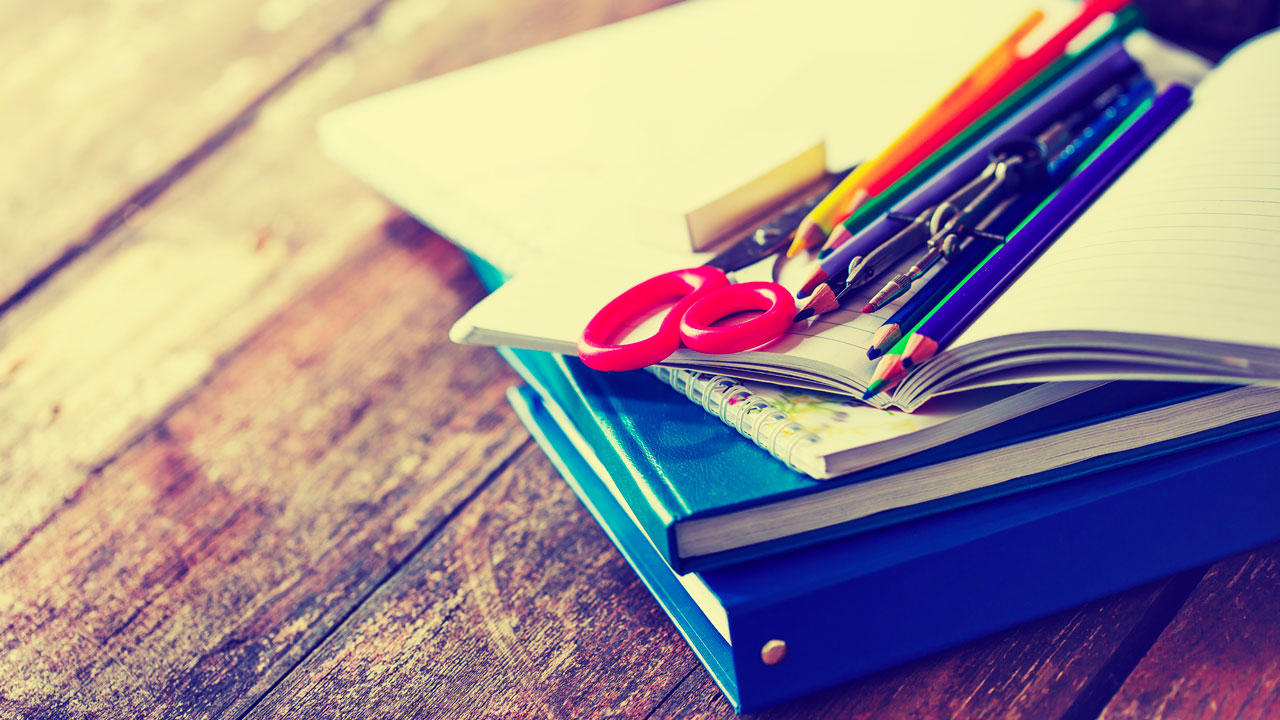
505;348;1280;573
507;383;1280;712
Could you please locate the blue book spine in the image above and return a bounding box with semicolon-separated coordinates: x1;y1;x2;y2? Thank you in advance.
512;380;1280;713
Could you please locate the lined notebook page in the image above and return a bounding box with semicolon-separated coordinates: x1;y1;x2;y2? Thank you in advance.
958;30;1280;351
451;244;939;393
711;254;945;383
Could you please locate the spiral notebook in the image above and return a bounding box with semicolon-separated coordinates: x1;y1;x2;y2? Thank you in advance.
642;367;1099;478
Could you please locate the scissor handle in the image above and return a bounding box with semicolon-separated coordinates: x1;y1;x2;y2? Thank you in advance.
579;266;729;372
679;281;796;355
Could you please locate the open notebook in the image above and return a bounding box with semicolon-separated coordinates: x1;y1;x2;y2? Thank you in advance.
454;242;993;411
902;28;1280;400
453;28;1280;411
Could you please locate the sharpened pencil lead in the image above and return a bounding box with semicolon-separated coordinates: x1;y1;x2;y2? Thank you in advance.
793;307;815;323
797;268;829;298
861;379;886;401
798;283;840;320
867;354;908;398
821;224;854;255
789;219;826;257
902;334;939;370
867;324;900;360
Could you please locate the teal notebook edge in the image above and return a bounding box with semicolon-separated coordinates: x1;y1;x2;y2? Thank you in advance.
498;347;684;565
505;385;741;709
518;345;1280;573
509;380;1280;713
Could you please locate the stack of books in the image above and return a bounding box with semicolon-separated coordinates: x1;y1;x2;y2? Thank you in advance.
321;0;1280;710
499;348;1280;712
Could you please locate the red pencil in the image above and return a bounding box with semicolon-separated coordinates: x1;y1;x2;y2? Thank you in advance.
862;0;1130;200
861;354;908;400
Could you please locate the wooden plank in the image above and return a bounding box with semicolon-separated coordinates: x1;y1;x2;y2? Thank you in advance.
0;230;530;719
0;0;389;306
1100;544;1280;720
1;2;686;715
243;445;705;720
238;435;1193;719
0;0;679;558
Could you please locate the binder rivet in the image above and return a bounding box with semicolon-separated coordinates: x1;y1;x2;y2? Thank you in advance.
761;639;787;665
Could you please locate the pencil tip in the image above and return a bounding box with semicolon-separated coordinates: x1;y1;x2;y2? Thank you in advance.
902;334;939;370
792;220;825;254
797;268;829;298
793;307;814;323
859;303;875;314
785;237;806;258
821;225;853;255
816;248;833;260
805;284;839;318
868;324;898;356
865;354;907;397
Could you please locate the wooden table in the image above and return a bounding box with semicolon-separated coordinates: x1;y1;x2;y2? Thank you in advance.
3;2;1278;717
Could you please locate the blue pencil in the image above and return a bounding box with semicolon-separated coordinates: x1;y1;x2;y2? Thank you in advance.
900;85;1193;371
863;177;1054;363
866;243;986;360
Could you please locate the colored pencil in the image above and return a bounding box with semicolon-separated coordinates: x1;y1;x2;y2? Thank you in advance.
820;3;1139;259
865;241;989;360
819;4;1143;258
901;85;1192;371
821;0;1132;255
863;73;1154;316
864;0;1130;201
796;40;1137;307
784;9;1044;258
862;354;908;400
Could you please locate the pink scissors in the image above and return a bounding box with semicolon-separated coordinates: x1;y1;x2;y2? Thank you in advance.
577;193;823;372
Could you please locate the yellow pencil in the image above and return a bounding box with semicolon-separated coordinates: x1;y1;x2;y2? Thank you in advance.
786;9;1044;258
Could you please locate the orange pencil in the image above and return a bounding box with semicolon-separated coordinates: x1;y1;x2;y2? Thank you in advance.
786;9;1043;258
867;0;1129;200
822;0;1130;257
821;0;1129;254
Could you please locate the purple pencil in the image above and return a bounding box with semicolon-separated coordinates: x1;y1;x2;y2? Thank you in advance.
795;41;1137;310
900;84;1193;371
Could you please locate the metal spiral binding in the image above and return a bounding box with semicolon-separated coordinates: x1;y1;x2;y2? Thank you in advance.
648;367;821;471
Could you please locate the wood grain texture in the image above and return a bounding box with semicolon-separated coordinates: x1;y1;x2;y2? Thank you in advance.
0;230;528;720
243;445;704;720
648;584;1177;719
0;0;680;559
0;0;389;306
6;0;1265;717
0;2;689;716
1101;545;1280;720
237;440;1200;720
